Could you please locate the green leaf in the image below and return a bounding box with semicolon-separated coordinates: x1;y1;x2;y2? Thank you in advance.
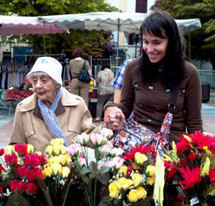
89;172;98;180
89;161;98;173
99;173;110;185
80;166;91;175
82;175;90;185
99;166;109;174
5;192;31;206
35;177;54;206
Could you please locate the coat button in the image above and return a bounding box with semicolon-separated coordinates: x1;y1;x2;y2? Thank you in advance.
148;85;154;90
138;103;144;108
147;118;153;122
133;83;139;88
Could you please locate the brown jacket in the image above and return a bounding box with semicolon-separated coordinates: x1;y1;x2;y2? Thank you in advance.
10;87;99;153
119;58;203;141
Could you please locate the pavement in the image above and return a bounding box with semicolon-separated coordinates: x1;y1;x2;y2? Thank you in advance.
0;98;215;148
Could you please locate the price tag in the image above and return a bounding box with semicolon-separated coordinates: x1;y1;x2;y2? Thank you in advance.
190;197;199;205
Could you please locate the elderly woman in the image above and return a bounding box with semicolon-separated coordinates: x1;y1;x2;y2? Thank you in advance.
10;57;99;153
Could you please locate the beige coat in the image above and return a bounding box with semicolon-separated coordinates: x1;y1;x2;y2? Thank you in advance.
10;87;99;153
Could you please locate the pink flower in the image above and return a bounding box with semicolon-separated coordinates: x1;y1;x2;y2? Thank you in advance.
67;144;82;156
77;133;90;145
90;134;104;146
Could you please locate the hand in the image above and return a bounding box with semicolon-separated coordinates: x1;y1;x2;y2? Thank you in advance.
104;106;125;131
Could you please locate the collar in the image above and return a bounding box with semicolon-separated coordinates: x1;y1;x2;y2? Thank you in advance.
19;87;82;113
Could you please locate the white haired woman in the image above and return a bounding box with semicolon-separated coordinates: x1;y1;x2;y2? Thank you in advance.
10;57;98;153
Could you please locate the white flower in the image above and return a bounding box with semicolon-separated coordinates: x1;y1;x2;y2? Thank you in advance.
110;147;124;156
67;144;82;156
77;133;90;145
101;128;113;139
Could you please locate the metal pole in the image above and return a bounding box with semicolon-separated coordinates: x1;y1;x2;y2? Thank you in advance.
116;19;119;66
43;22;46;54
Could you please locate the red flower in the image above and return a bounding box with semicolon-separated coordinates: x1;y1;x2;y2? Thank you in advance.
25;182;38;194
179;167;202;189
167;166;177;180
176;136;190;154
23;153;40;168
38;154;47;165
0;165;5;173
124;145;153;161
127;164;135;177
17;167;30;179
209;168;215;184
0;148;4;156
188;152;197;161
15;144;27;156
0;187;3;193
26;169;37;182
10;180;25;192
4;154;18;166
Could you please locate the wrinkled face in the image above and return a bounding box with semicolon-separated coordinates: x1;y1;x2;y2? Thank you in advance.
142;32;168;63
31;75;60;107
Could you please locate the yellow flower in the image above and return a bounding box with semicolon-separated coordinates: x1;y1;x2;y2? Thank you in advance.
136;186;147;199
146;165;155;177
46;145;53;155
59;154;71;166
118;166;128;176
43;166;52;177
36;151;42;155
109;181;119;198
131;173;143;187
203;146;208;150
48;156;60;165
61;166;70;178
128;189;139;202
134;152;148;165
53;145;66;155
51;138;64;146
146;176;154;185
117;177;133;191
51;163;62;175
90;80;94;86
27;144;34;153
5;145;15;154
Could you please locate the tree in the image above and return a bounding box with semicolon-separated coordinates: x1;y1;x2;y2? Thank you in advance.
155;0;215;70
0;0;119;57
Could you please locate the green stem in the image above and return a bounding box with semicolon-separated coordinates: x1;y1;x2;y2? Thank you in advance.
93;179;97;206
84;184;92;206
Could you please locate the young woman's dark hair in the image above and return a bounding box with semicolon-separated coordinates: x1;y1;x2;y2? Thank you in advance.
72;48;84;58
140;10;185;88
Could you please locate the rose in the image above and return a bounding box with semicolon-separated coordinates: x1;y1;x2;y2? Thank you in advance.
59;154;71;166
117;177;133;191
109;181;119;198
118;166;128;176
90;134;105;146
131;173;143;187
51;138;64;146
43;166;52;178
15;144;27;156
46;145;53;155
146;165;155;177
25;182;38;194
10;180;25;192
5;145;15;155
4;153;18;166
101;128;113;139
134;152;148;165
128;189;139;202
67;144;82;156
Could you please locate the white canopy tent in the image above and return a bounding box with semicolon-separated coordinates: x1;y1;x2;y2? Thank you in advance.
40;12;201;63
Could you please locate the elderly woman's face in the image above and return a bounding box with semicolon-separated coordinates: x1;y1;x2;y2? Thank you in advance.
31;75;60;106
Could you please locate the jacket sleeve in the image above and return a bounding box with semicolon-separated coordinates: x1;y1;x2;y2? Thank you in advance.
184;64;203;133
10;105;27;145
118;61;135;118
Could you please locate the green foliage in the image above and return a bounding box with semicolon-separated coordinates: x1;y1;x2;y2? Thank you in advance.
155;0;215;69
0;0;119;57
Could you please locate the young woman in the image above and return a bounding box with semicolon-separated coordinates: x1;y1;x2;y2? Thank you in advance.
104;11;203;143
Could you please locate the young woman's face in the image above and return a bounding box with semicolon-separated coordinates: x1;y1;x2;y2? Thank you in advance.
142;32;168;63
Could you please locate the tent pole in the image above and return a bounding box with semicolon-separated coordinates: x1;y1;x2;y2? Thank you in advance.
117;19;119;66
43;22;46;54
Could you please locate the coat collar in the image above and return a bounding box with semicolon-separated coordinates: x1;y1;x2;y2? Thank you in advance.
19;87;82;113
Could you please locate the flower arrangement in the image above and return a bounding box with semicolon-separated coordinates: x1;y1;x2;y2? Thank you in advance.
164;131;215;205
0;128;124;206
0;144;46;205
108;144;156;205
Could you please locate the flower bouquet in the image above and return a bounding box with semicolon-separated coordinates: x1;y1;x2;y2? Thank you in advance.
0;144;47;205
108;144;156;205
164;131;215;205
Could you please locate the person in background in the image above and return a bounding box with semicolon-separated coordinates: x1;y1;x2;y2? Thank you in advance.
104;10;203;142
69;48;92;107
95;61;114;122
10;57;99;153
112;59;134;103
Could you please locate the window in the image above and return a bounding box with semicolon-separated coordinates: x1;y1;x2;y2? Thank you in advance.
136;0;147;13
